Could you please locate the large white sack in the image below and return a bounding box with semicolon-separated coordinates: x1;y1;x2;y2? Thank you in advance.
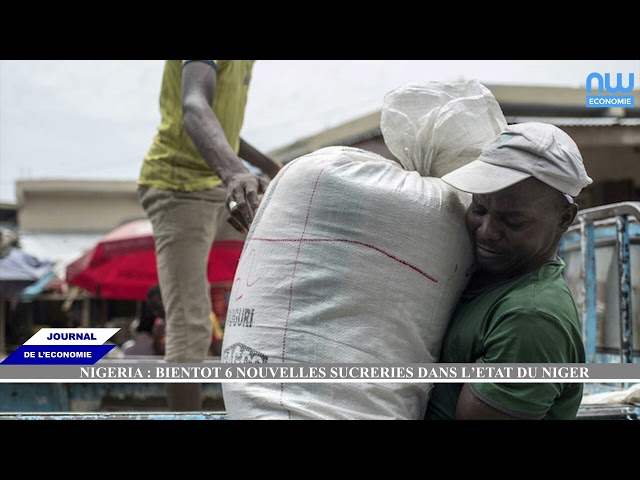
221;80;507;420
221;147;472;419
380;79;508;176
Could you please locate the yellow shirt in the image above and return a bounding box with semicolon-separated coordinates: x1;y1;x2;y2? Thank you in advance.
138;60;255;191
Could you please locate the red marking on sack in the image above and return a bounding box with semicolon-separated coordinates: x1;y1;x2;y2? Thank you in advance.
232;276;243;301
279;165;327;419
250;237;438;283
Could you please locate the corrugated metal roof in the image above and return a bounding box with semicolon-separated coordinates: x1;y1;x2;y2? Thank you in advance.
505;117;640;127
270;108;640;164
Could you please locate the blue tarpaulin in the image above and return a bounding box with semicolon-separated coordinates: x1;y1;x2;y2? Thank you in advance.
19;271;56;303
0;248;54;298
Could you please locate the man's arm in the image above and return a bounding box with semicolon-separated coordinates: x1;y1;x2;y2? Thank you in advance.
181;60;268;231
454;310;577;420
239;138;282;180
455;384;522;420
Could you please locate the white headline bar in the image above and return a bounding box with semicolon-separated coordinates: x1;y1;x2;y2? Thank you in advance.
0;363;638;383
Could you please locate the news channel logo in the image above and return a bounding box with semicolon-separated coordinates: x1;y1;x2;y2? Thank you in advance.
0;328;118;365
585;72;636;108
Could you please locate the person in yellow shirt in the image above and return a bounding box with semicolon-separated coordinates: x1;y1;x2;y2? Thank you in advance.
138;60;281;411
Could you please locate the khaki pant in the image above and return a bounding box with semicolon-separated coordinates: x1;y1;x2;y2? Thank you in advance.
138;186;246;363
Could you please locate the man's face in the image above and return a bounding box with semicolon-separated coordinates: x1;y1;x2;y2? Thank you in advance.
465;177;570;280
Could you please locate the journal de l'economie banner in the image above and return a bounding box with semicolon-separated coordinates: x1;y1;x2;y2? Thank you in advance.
0;328;639;383
1;328;119;365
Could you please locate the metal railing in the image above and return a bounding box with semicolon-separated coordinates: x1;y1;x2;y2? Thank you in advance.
561;201;640;365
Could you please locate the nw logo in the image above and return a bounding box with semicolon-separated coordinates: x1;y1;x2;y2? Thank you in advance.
586;73;635;93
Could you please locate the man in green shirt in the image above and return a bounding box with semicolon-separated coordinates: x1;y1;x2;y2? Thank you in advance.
138;60;281;411
425;122;592;420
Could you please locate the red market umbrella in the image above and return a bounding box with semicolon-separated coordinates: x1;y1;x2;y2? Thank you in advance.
65;219;243;300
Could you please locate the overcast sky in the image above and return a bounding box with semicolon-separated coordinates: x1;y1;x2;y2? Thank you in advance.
1;59;638;204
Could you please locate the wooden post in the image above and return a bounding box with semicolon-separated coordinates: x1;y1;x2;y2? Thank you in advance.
81;298;90;327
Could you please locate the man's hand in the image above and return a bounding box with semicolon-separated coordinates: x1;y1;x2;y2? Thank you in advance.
226;172;269;233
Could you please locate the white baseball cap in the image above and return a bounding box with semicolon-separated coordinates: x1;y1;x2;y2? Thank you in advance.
440;122;593;203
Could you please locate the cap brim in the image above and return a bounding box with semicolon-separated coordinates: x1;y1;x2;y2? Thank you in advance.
440;159;532;194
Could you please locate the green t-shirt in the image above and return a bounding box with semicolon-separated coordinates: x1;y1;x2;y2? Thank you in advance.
425;258;585;420
138;60;255;192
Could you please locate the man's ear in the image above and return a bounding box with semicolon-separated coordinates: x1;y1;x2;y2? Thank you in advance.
558;203;579;233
